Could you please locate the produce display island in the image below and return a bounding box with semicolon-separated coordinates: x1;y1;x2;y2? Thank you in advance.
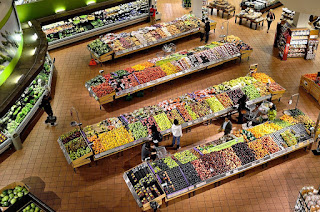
58;71;286;170
86;36;252;106
87;15;217;63
240;0;282;13
0;54;54;154
300;73;320;105
42;0;150;50
124;108;315;210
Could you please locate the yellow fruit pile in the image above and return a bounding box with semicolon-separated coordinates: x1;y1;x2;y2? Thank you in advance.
252;73;275;84
247;122;282;138
280;115;299;125
132;64;146;71
247;140;269;159
92;126;134;154
160;63;178;75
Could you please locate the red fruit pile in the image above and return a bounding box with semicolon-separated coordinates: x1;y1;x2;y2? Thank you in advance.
176;104;193;122
191;159;213;181
268;82;285;92
92;82;115;97
216;92;233;108
260;136;280;154
134;67;166;84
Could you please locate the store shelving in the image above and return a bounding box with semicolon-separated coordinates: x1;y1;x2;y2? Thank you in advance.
280;8;295;21
274;21;319;60
0;53;54;154
42;0;150;50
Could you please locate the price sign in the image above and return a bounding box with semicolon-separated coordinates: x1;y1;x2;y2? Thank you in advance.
188;122;192;126
196;182;206;188
203;117;207;121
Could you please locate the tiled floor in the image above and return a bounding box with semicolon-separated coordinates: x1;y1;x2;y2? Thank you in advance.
1;0;320;211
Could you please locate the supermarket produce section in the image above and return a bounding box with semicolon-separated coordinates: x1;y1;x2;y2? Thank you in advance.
124;108;315;210
86;36;252;105
57;72;286;168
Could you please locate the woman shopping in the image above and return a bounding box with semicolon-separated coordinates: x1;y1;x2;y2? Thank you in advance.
149;125;162;147
170;119;182;150
266;9;275;33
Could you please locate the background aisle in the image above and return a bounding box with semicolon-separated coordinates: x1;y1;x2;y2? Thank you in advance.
1;0;320;211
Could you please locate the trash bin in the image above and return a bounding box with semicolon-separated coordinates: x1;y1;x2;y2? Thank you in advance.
12;133;22;150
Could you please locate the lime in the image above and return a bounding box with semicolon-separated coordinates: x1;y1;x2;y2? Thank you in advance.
18;192;23;197
26;205;30;210
3;202;9;207
31;203;35;208
10;198;17;204
2;196;9;202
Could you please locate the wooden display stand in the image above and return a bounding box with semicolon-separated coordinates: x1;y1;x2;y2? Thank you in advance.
300;75;314;93
310;83;320;103
97;91;116;105
270;88;286;101
240;49;253;61
0;182;30;211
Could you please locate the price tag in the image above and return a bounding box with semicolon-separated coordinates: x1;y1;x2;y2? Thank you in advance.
196;182;206;188
194;120;199;124
291;145;296;150
214;113;218;117
188;122;192;126
203;117;207;121
299;142;304;147
188;187;194;191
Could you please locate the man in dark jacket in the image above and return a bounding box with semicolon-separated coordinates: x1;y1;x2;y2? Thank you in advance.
220;117;232;135
205;18;211;43
39;95;56;126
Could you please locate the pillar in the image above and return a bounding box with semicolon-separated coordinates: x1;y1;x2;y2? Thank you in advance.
191;0;203;18
293;12;311;28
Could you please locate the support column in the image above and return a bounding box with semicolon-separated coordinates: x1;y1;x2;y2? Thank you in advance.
191;0;203;18
293;12;311;28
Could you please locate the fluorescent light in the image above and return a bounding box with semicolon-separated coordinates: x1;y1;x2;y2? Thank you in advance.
55;8;65;13
32;33;38;41
27;21;32;27
87;0;96;5
15;74;24;84
31;47;37;55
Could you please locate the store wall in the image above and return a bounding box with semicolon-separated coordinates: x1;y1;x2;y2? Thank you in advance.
16;0;124;23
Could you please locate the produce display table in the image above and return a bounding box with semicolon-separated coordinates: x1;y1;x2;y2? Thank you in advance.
207;0;236;19
300;74;320;104
86;40;251;106
124;108;315;208
42;0;150;50
240;1;282;13
235;14;264;30
59;70;283;168
87;15;217;63
0;53;54;154
0;182;54;212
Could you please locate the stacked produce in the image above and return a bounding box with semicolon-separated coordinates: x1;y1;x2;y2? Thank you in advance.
259;136;280;154
242;84;260;100
173;150;198;164
166;109;185;125
0;57;52;135
280;114;299;125
252;73;275;84
0;185;29;208
191;159;213;180
215;93;233;108
126;164;164;205
91;126;134;154
90;15;198;55
220;147;242;169
43;0;149;42
60;129;91;160
280;130;298;147
268;82;285;92
153;113;172;131
179;163;202;185
86;42;242;99
0;131;7;143
232;142;256;165
253;81;270;96
226;88;245;104
247;122;283;138
247;139;269;159
128;121;148;140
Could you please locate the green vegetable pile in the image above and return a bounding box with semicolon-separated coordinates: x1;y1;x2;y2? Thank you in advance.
242;85;261;100
173;150;198;164
272;119;292;128
128;121;148;140
0;185;29;208
22;202;42;212
88;39;111;56
162;157;179;169
64;136;91;161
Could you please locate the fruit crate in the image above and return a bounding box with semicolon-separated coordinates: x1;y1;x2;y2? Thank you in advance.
123;163;165;211
300;75;314;93
98;91;116;105
0;182;29;211
310;82;320;103
240;49;253;60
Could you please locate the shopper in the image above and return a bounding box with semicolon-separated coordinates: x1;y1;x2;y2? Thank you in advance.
39;94;57;126
205;18;211;44
237;94;247;124
220;117;232;136
268;103;277;121
199;19;205;42
150;125;163;147
150;5;157;25
266;9;275;33
170;119;182;150
141;142;156;162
